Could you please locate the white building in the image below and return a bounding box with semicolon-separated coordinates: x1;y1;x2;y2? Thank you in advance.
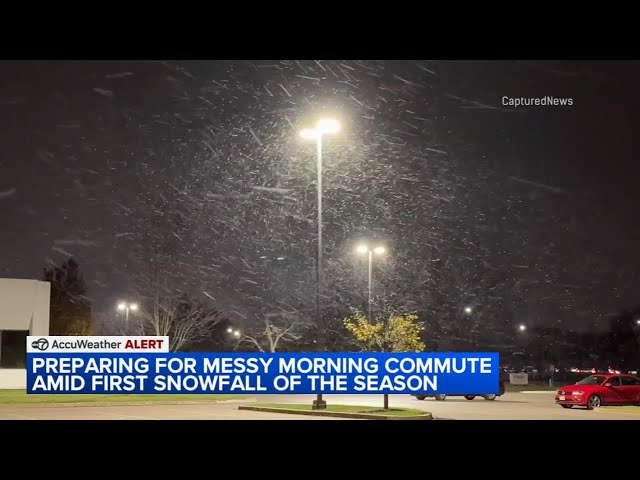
0;278;50;389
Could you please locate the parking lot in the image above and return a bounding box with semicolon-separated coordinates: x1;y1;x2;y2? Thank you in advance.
0;401;340;420
0;391;638;420
256;392;640;420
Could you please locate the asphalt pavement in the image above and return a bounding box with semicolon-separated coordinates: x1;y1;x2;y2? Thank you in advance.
0;392;638;420
259;392;640;420
0;402;341;420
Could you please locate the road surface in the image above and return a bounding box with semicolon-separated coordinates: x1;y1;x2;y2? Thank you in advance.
0;401;341;420
0;392;638;419
258;392;640;420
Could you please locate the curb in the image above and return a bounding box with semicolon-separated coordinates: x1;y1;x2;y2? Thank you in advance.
238;405;433;420
0;398;257;409
517;391;556;394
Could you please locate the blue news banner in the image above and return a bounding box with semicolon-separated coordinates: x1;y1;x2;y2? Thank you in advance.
27;353;499;395
26;352;500;395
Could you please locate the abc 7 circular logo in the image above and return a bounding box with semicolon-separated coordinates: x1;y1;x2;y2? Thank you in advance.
31;338;49;351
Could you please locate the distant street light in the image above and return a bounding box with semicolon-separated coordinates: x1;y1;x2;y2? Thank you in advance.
636;319;640;325
356;244;386;322
300;118;341;411
464;306;473;315
117;302;138;324
518;324;527;332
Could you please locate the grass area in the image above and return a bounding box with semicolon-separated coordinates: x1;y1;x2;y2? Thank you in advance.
0;390;248;405
257;403;427;417
507;383;556;392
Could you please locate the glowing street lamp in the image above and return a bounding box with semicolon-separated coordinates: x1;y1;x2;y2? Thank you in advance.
316;118;341;134
299;118;341;411
464;306;473;315
518;324;527;332
117;301;138;324
356;244;386;322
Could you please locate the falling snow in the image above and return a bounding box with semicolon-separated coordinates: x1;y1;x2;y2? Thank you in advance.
0;59;639;354
92;88;115;97
105;72;134;79
0;188;17;199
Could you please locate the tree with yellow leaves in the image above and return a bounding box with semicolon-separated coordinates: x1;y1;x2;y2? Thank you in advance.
343;311;425;409
344;312;425;353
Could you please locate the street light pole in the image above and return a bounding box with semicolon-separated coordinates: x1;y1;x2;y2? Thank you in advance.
464;306;474;349
357;244;387;410
300;119;340;411
117;302;138;327
517;324;528;370
316;133;323;351
368;249;373;322
356;245;385;322
314;133;326;411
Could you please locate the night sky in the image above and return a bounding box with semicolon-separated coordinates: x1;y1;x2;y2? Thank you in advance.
1;60;639;334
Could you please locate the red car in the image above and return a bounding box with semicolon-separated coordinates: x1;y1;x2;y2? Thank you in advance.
555;373;640;410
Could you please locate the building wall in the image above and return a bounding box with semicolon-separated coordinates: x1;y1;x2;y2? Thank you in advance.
0;279;51;389
0;369;29;389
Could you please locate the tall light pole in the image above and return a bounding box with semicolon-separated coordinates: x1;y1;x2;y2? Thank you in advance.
117;301;138;325
517;324;528;371
464;306;474;349
357;243;388;411
356;244;386;321
300;118;340;410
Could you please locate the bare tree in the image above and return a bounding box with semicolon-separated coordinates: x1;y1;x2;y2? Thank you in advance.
236;313;306;352
139;292;222;352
